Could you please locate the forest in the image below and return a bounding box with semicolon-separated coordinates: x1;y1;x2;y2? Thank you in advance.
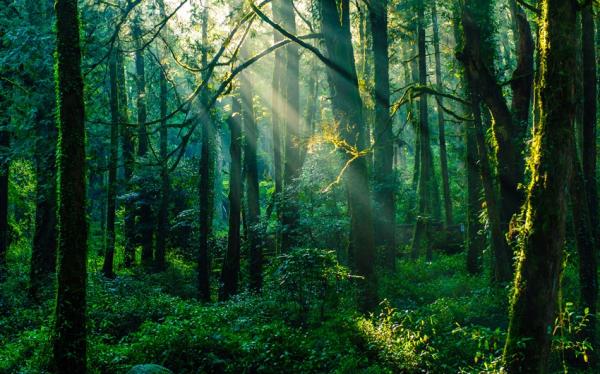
0;0;599;372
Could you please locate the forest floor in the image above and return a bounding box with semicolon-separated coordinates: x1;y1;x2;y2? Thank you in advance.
0;241;592;373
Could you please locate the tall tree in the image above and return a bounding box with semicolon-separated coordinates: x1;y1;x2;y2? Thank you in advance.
119;51;136;268
370;0;395;269
220;96;242;301
459;0;512;282
155;62;169;271
280;0;302;251
271;0;284;253
503;0;577;371
411;0;437;261
319;0;376;310
52;0;88;371
240;46;262;292
132;19;153;267
198;4;213;301
431;0;452;227
102;49;119;278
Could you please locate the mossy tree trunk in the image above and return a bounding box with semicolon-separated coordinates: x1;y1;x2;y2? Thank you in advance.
155;63;169;272
52;0;88;371
271;0;284;254
370;0;396;270
319;0;376;310
459;2;512;283
503;1;577;371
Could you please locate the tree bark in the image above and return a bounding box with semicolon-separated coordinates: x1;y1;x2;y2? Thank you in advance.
431;0;452;228
155;62;169;271
239;45;262;292
220;96;242;301
281;0;303;252
119;51;135;268
52;0;88;371
319;0;376;310
370;0;395;269
503;1;577;371
132;20;153;267
102;50;119;278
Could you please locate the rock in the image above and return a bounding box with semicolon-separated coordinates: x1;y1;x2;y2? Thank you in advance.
127;364;174;374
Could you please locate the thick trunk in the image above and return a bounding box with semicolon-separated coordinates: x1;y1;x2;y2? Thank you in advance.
370;0;395;269
52;0;87;371
198;5;213;301
432;1;452;228
319;0;376;310
503;1;577;371
220;97;242;301
102;50;119;278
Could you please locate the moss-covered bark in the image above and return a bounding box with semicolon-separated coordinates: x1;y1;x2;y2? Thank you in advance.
319;0;376;310
370;0;396;269
52;0;88;371
503;1;577;371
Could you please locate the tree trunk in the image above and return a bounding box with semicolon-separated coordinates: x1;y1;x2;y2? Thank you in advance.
503;1;577;371
370;0;395;270
431;1;452;228
319;0;376;310
132;20;153;267
281;0;303;252
461;0;525;231
198;4;213;301
411;1;437;261
52;0;88;371
465;115;484;275
239;48;262;292
271;0;284;254
102;50;119;279
220;96;242;301
459;2;512;283
119;51;135;268
155;64;169;271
